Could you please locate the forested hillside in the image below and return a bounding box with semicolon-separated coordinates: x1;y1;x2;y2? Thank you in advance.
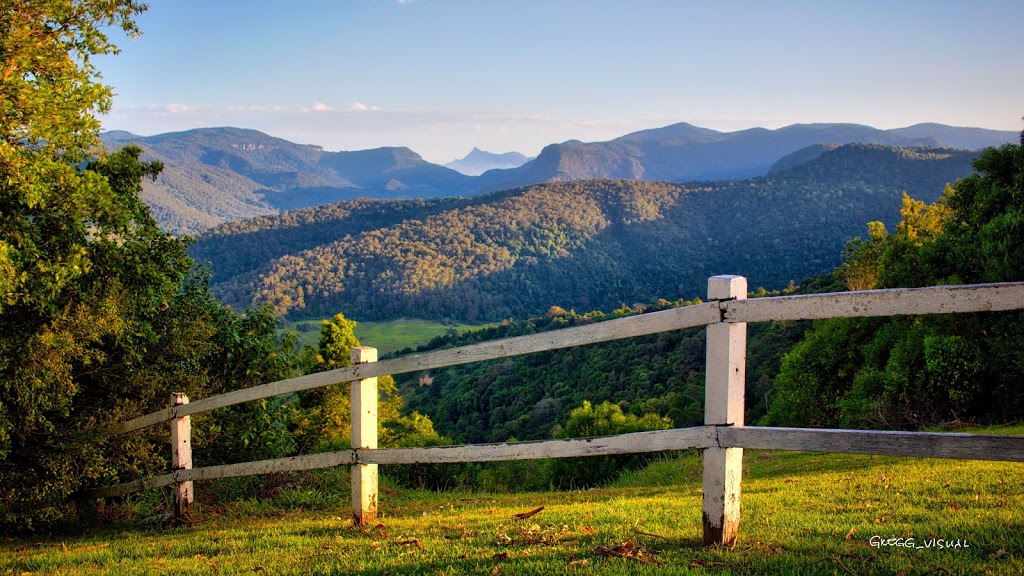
189;197;473;283
398;135;1024;445
193;144;979;322
767;135;1024;430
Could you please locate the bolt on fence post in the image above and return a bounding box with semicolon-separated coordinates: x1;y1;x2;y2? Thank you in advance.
350;346;379;525
170;392;193;519
702;275;747;546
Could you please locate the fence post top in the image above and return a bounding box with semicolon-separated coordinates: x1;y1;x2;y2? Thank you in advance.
708;275;747;301
351;346;378;363
171;392;189;405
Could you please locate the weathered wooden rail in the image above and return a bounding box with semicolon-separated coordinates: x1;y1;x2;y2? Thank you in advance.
87;276;1024;546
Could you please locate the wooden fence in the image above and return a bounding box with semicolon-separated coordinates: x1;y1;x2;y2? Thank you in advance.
86;276;1024;546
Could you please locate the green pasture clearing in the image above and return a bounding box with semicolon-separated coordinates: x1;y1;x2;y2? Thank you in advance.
5;426;1023;574
283;318;489;355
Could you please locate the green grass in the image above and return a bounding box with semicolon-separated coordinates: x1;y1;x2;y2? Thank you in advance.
4;429;1023;574
283;317;489;355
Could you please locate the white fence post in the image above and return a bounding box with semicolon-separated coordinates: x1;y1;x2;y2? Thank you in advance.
350;347;379;525
170;392;193;519
703;275;747;546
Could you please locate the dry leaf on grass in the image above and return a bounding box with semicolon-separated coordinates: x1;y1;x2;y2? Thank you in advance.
632;523;668;540
395;538;425;550
495;522;572;547
690;560;730;568
513;506;545;520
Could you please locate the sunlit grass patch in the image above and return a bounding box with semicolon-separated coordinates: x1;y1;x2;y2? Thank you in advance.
282;317;489;355
3;431;1022;575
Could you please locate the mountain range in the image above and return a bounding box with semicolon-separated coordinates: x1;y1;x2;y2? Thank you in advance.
190;143;982;323
101;122;1016;235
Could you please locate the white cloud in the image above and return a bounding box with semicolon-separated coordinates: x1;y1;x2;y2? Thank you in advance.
347;101;380;112
163;103;194;114
311;102;331;112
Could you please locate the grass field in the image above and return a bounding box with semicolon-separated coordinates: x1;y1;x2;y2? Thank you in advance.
4;426;1022;575
283;318;490;356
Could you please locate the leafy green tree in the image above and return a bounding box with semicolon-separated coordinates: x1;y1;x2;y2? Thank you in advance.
0;0;161;532
549;400;671;488
0;1;305;532
559;400;671;438
316;312;361;370
294;312;442;452
1;0;146;312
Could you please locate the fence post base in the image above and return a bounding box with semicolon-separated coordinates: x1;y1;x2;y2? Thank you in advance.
351;463;379;525
702;446;743;545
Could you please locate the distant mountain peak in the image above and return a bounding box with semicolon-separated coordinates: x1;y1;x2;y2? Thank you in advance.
616;122;723;143
445;147;530;176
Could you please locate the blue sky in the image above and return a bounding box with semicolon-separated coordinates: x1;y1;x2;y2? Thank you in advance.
97;0;1024;163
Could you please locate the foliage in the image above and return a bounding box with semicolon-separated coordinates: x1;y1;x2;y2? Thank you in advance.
0;1;309;533
400;290;820;446
0;0;157;532
292;312;445;455
548;400;672;488
768;134;1024;429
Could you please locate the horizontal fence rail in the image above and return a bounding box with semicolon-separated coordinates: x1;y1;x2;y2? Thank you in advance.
85;427;719;499
85;426;1024;499
717;427;1024;462
89;277;1024;546
723;282;1024;323
112;282;1024;435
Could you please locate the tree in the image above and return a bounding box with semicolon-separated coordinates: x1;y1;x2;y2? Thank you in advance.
1;0;147;313
549;400;671;488
293;312;439;452
0;1;162;532
0;1;308;533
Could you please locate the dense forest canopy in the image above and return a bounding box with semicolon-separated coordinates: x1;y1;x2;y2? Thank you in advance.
192;144;979;323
